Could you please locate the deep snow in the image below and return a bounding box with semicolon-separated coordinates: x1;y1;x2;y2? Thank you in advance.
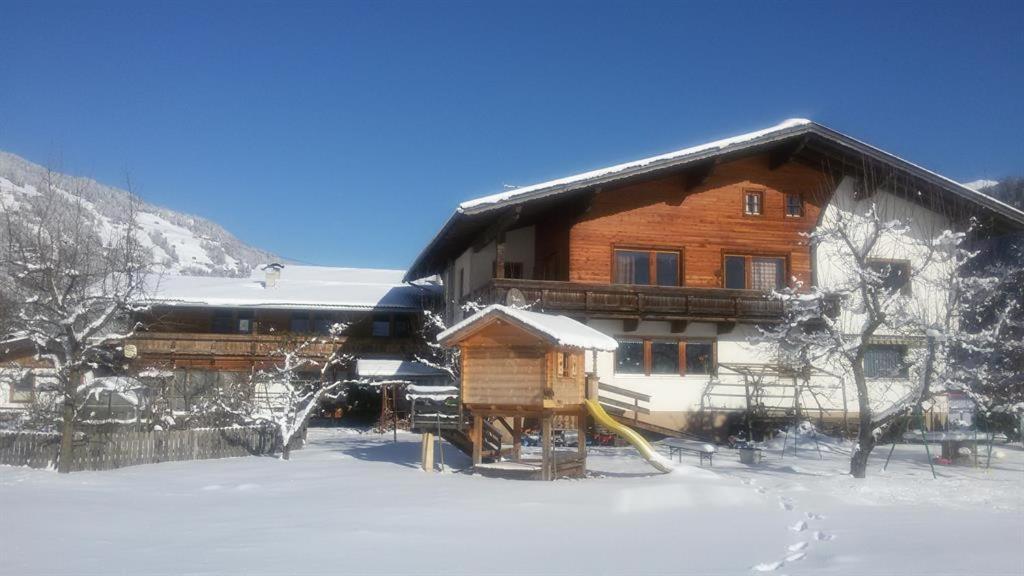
1;428;1021;575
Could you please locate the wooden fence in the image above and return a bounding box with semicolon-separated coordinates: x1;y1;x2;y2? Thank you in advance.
0;426;279;472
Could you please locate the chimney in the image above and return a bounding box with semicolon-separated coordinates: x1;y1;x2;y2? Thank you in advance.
261;263;284;288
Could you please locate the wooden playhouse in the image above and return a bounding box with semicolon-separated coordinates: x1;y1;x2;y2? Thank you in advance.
436;305;619;480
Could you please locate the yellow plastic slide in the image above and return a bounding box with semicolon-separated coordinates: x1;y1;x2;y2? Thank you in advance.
584;399;674;473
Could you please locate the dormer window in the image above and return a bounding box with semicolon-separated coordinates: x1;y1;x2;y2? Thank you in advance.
867;259;912;294
744;191;763;215
785;193;803;217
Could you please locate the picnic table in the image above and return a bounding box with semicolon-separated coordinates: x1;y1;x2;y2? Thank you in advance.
664;438;716;466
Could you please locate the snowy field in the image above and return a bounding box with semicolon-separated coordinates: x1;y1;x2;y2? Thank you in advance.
1;428;1022;576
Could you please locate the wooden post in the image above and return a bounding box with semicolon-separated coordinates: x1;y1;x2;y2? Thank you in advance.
421;432;435;473
495;231;506;279
541;415;553;481
471;414;483;466
512;417;522;462
577;409;587;463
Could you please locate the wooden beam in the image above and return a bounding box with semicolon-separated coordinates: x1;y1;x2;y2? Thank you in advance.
670;320;689;333
472;206;521;252
541;416;553;481
512;417;522;462
471;414;483;465
769;136;808;170
683;159;717;191
577;408;587;462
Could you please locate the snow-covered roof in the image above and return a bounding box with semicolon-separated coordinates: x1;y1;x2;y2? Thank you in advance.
437;305;618;351
458;118;812;214
143;265;439;312
356;358;448;378
405;119;1024;281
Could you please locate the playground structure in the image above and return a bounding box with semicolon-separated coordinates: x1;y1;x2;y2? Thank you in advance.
428;305;672;479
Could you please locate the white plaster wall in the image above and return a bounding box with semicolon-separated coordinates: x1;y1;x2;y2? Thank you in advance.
816;177;957;337
575;179;958;419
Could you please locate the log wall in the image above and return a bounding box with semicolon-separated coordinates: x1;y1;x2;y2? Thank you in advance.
567;154;827;287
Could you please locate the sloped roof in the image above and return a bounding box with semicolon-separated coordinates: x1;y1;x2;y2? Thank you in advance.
437;305;618;351
406;119;1024;281
144;265;439;312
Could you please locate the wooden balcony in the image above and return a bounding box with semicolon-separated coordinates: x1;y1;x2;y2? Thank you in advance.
468;278;789;323
126;332;420;359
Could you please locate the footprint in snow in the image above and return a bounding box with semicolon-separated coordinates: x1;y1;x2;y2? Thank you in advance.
784;552;806;563
778;499;795;511
787;541;808;552
751;560;784;572
813;531;836;541
755;486;768;494
805;512;825;520
789;520;808;532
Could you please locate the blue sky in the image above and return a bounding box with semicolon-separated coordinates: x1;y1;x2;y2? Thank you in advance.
1;1;1021;268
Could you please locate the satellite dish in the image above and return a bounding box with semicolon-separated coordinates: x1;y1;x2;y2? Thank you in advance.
506;288;526;308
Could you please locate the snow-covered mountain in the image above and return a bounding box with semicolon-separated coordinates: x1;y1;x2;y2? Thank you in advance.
962;179;999;192
0;151;278;276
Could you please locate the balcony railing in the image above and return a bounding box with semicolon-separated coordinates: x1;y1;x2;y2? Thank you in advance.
468;278;788;322
127;332;419;358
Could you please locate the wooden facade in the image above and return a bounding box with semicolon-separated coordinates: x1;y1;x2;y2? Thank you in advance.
463;155;831;325
566;155;826;288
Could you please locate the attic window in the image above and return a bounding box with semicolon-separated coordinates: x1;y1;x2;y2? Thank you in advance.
372;315;391;338
785;193;803;217
11;372;34;403
744;191;763;215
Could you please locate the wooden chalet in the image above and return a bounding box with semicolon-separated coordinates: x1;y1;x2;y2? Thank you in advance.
404;119;1024;437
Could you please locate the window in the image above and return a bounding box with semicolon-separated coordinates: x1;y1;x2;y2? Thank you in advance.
614;338;715;376
313;313;334;335
393;315;412;338
744;191;763;215
614;249;681;286
724;254;786;291
650;341;679;375
614;250;650;285
785;193;803;217
212;309;234;334
864;345;908;378
655;252;679;287
867;259;911;294
11;372;34;403
557;351;576;378
290;312;311;333
685;342;714;375
615;339;645;374
372;315;391;337
236;310;254;334
492;261;524;279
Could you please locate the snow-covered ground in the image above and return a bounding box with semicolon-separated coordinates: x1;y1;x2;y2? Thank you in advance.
1;428;1021;575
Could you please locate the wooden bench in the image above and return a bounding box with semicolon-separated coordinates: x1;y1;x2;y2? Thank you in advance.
664;438;716;467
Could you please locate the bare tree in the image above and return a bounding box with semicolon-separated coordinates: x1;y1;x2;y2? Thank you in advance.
196;325;352;459
756;169;978;478
0;169;151;472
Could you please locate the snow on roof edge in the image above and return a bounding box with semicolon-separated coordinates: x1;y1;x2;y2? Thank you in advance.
457;118;812;214
437;304;618;352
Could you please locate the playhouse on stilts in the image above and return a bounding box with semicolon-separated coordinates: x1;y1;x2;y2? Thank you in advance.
430;305;671;480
